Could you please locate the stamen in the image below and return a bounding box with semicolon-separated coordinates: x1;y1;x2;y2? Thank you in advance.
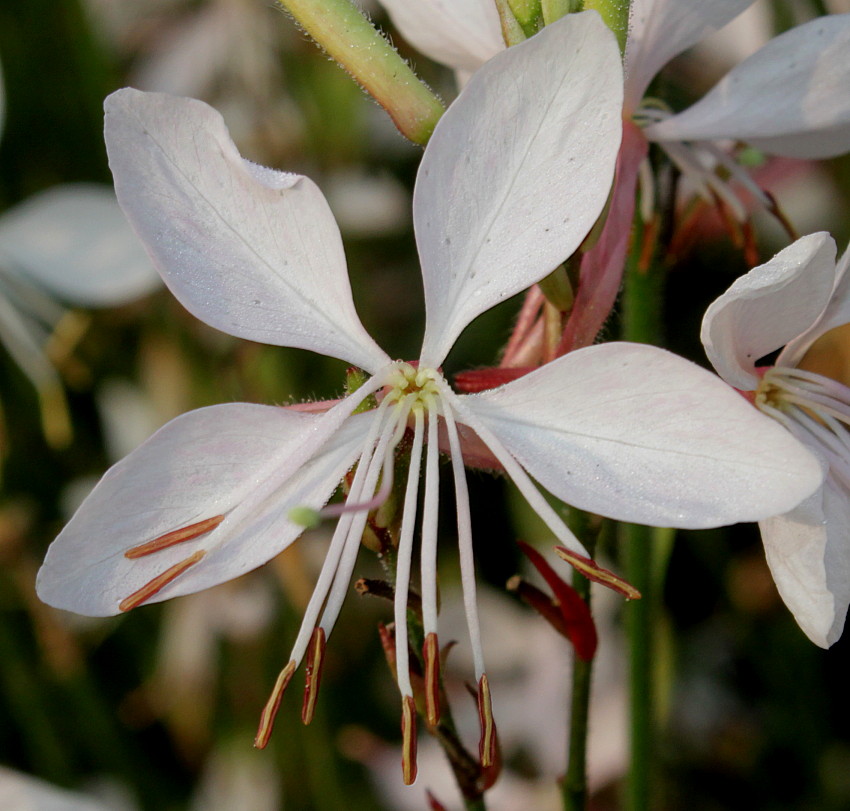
555;547;641;600
301;627;326;725
477;674;497;768
441;399;486;679
420;412;441;652
254;660;296;749
436;380;590;566
393;407;425;700
124;515;225;558
118;550;206;612
423;632;441;727
318;396;417;642
401;694;418;785
284;397;396;668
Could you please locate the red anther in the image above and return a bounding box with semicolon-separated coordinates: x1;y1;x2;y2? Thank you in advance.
423;632;441;727
477;674;497;769
401;695;418;785
118;550;206;612
555;547;642;600
254;660;296;749
301;627;326;725
124;515;225;558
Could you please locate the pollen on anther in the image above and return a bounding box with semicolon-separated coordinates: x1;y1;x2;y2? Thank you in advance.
477;673;497;769
423;632;441;727
401;694;418;785
255;660;297;749
124;515;224;558
118;550;207;612
302;627;326;725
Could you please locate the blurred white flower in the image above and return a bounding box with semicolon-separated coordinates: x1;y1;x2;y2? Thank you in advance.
0;766;134;811
0;184;160;446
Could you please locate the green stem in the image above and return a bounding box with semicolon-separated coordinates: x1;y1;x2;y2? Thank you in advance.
620;215;666;811
622;523;654;811
275;0;445;144
561;525;596;811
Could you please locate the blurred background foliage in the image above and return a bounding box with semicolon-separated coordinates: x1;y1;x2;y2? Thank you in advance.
1;1;850;809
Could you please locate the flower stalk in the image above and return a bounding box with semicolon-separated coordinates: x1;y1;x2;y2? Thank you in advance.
620;208;667;811
275;0;445;144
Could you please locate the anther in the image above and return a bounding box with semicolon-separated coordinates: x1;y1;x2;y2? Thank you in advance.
401;694;418;785
555;547;641;600
477;674;497;769
118;550;207;612
124;515;224;558
301;627;326;725
254;660;296;749
423;632;441;726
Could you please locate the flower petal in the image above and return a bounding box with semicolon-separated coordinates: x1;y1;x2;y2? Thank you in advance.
781;246;850;367
760;478;850;647
0;184;160;306
376;0;503;74
644;14;850;159
624;0;754;111
416;12;623;367
701;233;836;389
36;403;376;616
462;342;823;528
104;88;390;373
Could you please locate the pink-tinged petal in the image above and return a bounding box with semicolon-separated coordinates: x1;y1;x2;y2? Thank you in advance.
625;0;754;112
416;12;623;367
559;120;648;353
701;233;836;389
36;403;377;616
0;184;160;306
781;247;850;367
377;0;503;74
645;15;850;159
462;343;823;528
760;478;850;647
104;88;390;374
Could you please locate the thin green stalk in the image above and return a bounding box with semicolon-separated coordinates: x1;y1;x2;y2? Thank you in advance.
620;219;666;811
621;522;654;811
275;0;445;144
561;526;596;811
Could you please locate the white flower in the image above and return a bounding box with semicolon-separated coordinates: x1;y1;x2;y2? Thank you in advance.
37;12;820;781
702;232;850;647
376;1;850;215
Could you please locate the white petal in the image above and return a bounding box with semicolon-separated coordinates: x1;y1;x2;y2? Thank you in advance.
377;0;503;74
760;478;850;647
462;343;823;529
37;403;376;616
0;184;161;306
625;0;754;111
104;88;390;373
416;12;623;367
701;233;836;389
645;14;850;158
781;245;850;366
